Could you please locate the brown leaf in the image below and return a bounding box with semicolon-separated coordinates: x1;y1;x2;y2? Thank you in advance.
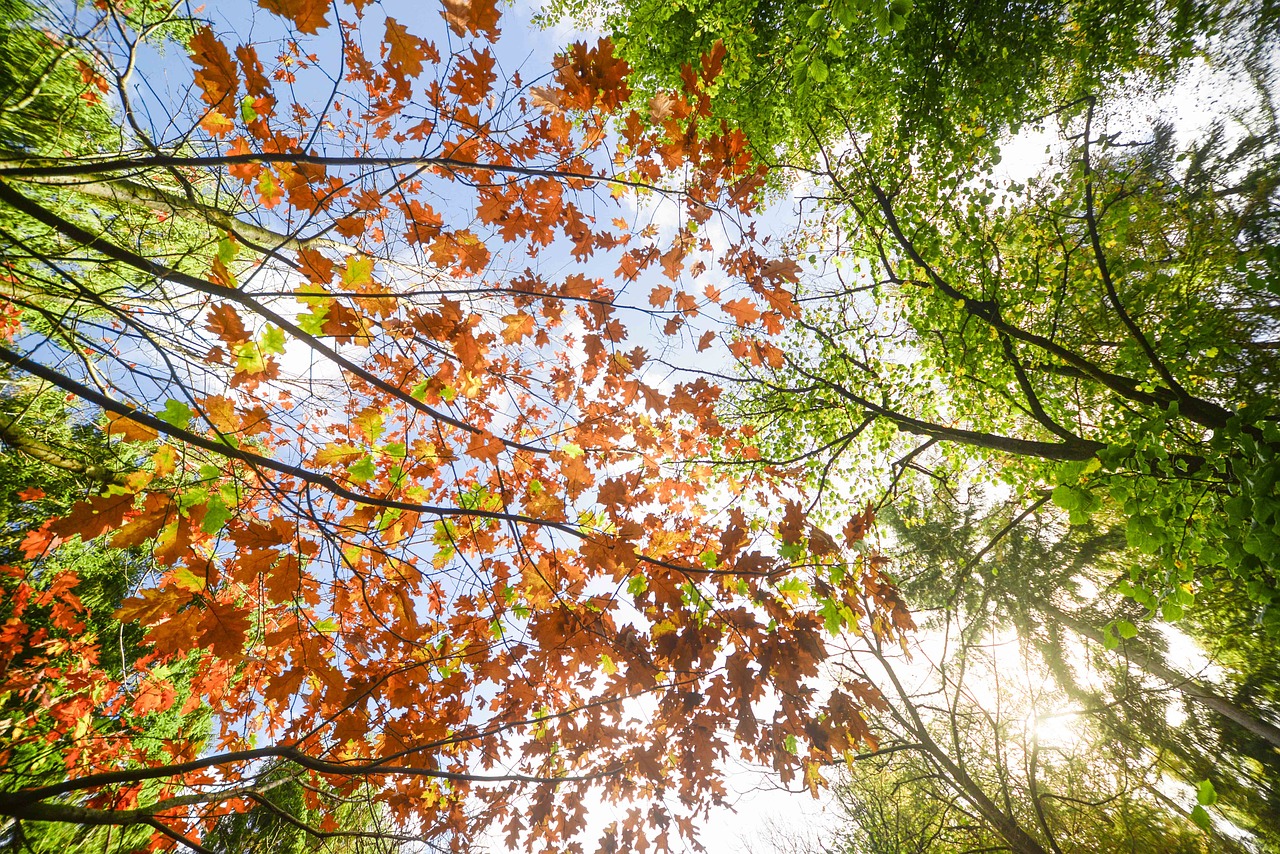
778;500;805;546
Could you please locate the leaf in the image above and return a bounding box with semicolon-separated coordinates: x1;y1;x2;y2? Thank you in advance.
1197;779;1217;806
347;456;376;483
260;325;287;355
51;493;136;543
1190;804;1212;831
501;313;535;344
778;500;806;546
206;303;249;346
342;255;374;289
384;18;437;82
200;110;236;137
315;443;366;467
722;298;762;326
440;0;502;41
258;0;331;33
157;400;194;429
189;26;238;109
106;412;159;443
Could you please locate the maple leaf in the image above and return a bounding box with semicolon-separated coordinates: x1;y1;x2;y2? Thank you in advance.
258;0;331;34
440;0;502;41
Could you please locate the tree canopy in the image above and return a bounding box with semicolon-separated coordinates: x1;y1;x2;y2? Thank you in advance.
1;0;1277;852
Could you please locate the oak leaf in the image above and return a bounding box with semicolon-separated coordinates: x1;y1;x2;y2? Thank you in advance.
440;0;502;41
500;313;535;344
258;0;331;34
722;297;761;326
384;18;437;82
189;26;238;109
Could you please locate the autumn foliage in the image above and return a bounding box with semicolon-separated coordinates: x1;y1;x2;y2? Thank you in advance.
0;0;912;850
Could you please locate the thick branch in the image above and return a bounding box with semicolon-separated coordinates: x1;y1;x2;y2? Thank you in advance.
0;414;131;486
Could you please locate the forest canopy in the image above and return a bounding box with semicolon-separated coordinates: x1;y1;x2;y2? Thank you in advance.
0;0;1276;852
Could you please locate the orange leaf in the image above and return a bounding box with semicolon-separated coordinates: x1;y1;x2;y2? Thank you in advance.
258;0;331;34
297;248;335;284
50;493;136;543
440;0;502;41
206;303;249;346
199;110;235;137
649;285;672;308
384;17;437;83
189;26;238;109
722;297;761;327
501;313;535;344
106;412;159;442
115;586;194;628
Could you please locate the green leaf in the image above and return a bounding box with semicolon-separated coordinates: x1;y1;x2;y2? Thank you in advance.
216;236;239;266
157;399;193;429
314;617;340;633
784;734;798;754
1190;804;1212;831
296;307;328;336
626;573;648;597
599;653;618;675
348;456;376;483
1116;619;1138;639
808;58;829;83
1197;779;1217;806
259;324;286;355
201;495;234;534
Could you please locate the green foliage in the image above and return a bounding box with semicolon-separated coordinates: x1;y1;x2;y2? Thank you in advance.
0;384;212;853
546;0;1218;170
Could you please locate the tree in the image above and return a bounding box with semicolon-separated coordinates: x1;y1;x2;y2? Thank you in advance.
868;491;1280;852
543;1;1280;848
545;0;1236;170
553;0;1280;624
0;1;910;851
